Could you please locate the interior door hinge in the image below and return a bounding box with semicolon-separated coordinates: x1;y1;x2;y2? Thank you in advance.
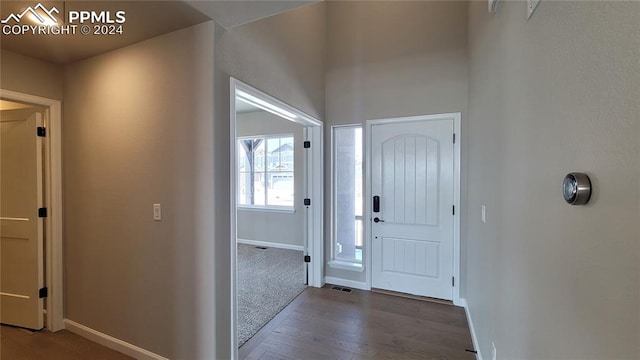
452;205;455;215
37;127;46;137
453;133;456;144
304;141;311;149
39;287;48;298
304;255;311;263
452;277;455;287
304;198;311;206
38;208;48;218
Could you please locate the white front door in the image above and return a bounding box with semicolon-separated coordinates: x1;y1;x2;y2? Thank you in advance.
1;110;45;330
371;116;454;300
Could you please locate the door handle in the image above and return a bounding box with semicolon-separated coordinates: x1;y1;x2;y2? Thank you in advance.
373;196;380;213
373;217;384;223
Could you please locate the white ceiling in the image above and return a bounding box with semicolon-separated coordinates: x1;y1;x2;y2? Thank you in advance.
0;0;318;65
183;0;319;29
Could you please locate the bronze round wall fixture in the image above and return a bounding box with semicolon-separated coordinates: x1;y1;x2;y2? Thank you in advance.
563;172;592;205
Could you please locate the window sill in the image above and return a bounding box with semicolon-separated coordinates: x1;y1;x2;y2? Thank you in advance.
237;206;295;214
328;260;364;272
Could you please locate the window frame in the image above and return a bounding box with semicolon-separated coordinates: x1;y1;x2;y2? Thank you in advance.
237;133;295;212
329;124;364;270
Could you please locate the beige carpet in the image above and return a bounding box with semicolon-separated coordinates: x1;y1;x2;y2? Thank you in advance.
237;244;306;347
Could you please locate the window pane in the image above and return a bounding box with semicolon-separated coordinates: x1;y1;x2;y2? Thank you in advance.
281;137;294;171
237;135;294;209
267;172;294;207
354;128;363;216
266;138;280;169
253;172;265;206
334;126;362;262
254;140;265;171
238;172;251;205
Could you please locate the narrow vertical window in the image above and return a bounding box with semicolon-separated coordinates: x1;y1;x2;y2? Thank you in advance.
332;125;363;264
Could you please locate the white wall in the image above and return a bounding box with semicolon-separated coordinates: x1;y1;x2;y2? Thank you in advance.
63;21;217;359
466;1;640;358
324;1;469;284
236;110;304;248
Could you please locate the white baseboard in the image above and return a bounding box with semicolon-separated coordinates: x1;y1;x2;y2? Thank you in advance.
324;276;369;291
460;299;482;360
238;238;304;251
64;319;169;360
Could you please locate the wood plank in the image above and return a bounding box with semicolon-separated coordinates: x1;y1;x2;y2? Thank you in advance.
240;286;476;360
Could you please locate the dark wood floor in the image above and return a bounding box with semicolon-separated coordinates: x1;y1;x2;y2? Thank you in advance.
0;324;132;360
2;286;475;360
240;285;476;360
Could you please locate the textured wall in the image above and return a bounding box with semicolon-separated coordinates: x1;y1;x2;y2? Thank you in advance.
0;49;63;100
63;21;216;359
466;1;640;358
325;1;469;284
216;2;326;120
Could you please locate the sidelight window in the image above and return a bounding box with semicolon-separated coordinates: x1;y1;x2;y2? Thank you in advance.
331;125;363;265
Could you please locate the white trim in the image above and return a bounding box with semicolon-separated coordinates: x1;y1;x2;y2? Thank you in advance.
64;319;169;360
460;299;482;360
324;276;368;291
230;78;324;360
237;206;295;214
452;113;462;306
328;260;364;272
1;89;64;332
229;80;238;360
0;292;30;299
364;113;462;305
237;238;304;252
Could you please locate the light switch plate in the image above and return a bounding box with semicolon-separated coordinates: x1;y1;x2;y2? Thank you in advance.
481;205;487;224
153;203;161;221
527;0;541;19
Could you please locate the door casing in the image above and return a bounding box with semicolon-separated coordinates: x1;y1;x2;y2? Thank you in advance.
365;113;461;306
1;89;64;331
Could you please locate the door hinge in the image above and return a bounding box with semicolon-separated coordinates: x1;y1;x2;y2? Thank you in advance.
39;287;48;298
452;205;455;215
38;208;48;218
304;255;311;263
37;127;46;137
304;141;311;149
453;133;456;144
304;198;311;206
452;277;455;287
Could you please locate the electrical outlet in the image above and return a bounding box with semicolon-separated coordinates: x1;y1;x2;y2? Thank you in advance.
492;342;497;360
527;0;541;19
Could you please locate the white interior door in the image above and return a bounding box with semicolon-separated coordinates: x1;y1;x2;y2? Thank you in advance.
1;110;44;330
371;117;454;300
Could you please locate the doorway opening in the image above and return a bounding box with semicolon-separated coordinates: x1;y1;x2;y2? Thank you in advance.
230;78;323;356
0;90;63;332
